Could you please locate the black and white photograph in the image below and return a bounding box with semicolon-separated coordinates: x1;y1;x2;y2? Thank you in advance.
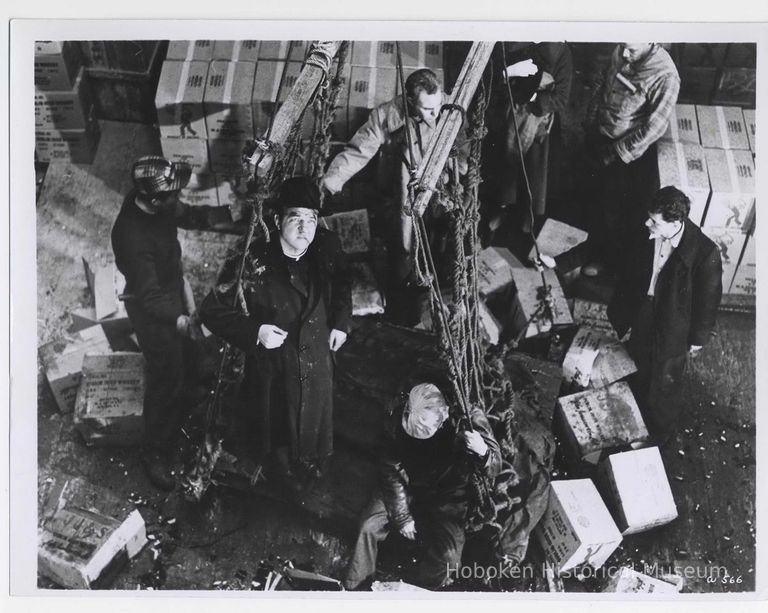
6;10;766;605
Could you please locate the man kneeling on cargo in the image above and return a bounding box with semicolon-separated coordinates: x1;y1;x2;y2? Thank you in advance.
343;382;501;590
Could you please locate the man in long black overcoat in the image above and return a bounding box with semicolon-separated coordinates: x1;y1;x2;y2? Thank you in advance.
200;176;351;477
608;186;723;439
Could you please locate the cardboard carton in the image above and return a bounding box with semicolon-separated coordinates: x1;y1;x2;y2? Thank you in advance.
212;40;260;62
165;40;214;62
350;262;385;317
35;119;100;164
204;61;257;140
702;148;755;231
696;105;750;150
743;109;756;153
34;67;93;130
661;104;700;144
179;173;220;207
598;447;678;535
161;136;210;173
417;290;501;346
562;326;604;389
214;174;249;209
477;246;524;296
208;138;249;175
535;479;623;574
351;41;397;67
729;234;755;295
38;475;146;589
82;256;125;321
39;326;111;413
589;340;637;389
155;60;209;139
702;227;748;292
34;41;83;91
73;352;145;446
350;41;443;70
602;567;680;593
655;141;711;225
511;268;572;338
571;299;618;340
251;60;313;139
527;218;588;262
371;581;429;592
556;381;650;464
348;67;398;109
70;307;132;342
257;40;310;62
319;209;371;254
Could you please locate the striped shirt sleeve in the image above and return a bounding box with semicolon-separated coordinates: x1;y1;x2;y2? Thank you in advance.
614;73;681;164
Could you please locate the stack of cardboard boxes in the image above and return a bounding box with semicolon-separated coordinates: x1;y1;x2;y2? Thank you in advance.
153;39;445;210
658;102;756;296
343;41;444;139
34;41;100;164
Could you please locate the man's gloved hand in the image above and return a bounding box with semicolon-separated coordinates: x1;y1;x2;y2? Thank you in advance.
399;519;417;541
462;430;489;458
329;329;348;352
258;324;288;349
187;312;204;342
503;59;538;79
176;314;199;340
532;253;557;271
689;345;703;357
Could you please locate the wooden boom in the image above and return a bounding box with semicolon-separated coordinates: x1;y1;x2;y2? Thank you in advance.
250;41;341;176
410;41;495;215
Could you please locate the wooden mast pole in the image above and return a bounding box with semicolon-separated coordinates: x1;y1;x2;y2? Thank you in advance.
410;41;495;216
248;41;342;176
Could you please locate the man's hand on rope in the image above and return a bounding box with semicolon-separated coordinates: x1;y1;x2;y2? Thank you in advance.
258;324;288;349
329;329;348;352
176;314;203;342
462;430;489;458
503;59;538;80
532;253;557;271
399;519;417;541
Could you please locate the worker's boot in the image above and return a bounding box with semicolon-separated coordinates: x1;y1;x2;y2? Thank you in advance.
142;449;176;491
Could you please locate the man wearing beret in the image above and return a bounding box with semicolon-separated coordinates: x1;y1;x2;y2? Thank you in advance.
199;176;352;481
343;382;501;590
111;156;231;490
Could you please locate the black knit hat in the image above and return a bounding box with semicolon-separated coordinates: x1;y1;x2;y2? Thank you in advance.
271;176;323;214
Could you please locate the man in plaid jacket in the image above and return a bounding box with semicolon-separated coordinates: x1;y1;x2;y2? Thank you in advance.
581;43;680;278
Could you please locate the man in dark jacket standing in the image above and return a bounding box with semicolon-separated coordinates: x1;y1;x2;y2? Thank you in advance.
111;156;231;490
343;382;501;590
607;186;722;440
199;176;351;479
484;42;573;236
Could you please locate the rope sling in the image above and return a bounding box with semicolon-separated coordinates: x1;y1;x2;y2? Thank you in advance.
396;44;556;559
183;42;349;501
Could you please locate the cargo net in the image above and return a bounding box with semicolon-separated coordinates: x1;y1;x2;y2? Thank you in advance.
183;41;349;502
396;42;553;567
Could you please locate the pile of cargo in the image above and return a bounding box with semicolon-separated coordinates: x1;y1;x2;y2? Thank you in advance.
154;39;444;210
657;102;756;296
34;41;100;164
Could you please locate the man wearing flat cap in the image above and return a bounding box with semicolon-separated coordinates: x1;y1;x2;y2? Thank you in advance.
111;156;231;490
199;176;352;481
343;382;501;590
